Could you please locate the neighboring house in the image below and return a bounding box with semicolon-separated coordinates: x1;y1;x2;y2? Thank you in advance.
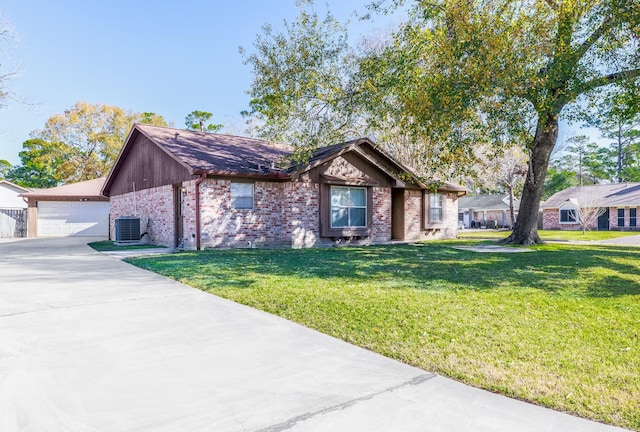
458;194;519;228
0;179;30;238
102;124;467;249
542;183;640;231
20;178;110;237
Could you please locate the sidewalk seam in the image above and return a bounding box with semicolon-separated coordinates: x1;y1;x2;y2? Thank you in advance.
255;373;436;432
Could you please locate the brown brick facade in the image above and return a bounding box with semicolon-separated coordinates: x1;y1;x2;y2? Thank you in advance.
403;190;458;240
543;206;640;231
110;179;458;248
109;184;176;246
197;179;321;248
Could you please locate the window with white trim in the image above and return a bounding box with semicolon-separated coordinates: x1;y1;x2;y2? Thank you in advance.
428;193;444;223
630;208;637;228
330;186;367;228
560;209;577;223
231;183;254;210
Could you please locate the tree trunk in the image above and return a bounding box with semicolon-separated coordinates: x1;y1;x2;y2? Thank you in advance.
502;115;559;245
508;183;516;229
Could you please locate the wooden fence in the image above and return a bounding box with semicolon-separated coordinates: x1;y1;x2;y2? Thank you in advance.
0;209;28;238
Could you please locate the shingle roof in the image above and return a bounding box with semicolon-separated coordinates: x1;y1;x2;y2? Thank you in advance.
458;194;518;210
107;124;466;194
136;124;293;177
20;177;107;199
542;183;640;208
0;179;31;193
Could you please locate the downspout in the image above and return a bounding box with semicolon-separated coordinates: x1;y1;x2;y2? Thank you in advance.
195;173;207;250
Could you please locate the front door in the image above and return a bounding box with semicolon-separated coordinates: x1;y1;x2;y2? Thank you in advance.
597;208;609;230
391;189;405;240
174;184;184;247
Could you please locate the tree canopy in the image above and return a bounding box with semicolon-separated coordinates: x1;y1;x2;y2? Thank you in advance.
245;0;639;244
7;102;167;186
242;5;364;150
184;110;223;133
366;0;639;244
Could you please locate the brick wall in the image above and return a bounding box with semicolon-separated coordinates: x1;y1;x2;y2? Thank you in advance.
404;190;458;240
199;179;322;248
543;207;601;230
111;179;460;248
110;184;176;246
282;182;320;248
371;187;392;242
542;208;560;230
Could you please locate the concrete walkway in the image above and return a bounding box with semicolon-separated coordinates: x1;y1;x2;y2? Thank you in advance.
0;238;627;431
597;234;640;246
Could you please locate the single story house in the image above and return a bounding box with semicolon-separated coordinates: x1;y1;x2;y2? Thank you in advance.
458;193;519;228
102;124;467;249
0;179;30;238
542;183;640;230
20;178;110;237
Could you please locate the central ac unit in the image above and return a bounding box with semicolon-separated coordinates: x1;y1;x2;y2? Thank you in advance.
115;216;140;242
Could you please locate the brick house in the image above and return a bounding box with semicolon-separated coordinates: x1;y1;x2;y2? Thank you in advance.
101;124;466;249
458;194;520;228
541;183;640;230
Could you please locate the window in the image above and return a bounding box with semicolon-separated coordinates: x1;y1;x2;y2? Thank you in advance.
560;209;577;223
231;183;254;209
330;186;367;228
428;194;444;223
630;208;637;227
618;208;625;227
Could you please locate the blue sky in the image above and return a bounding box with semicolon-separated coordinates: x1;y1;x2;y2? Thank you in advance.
1;0;395;165
0;1;596;166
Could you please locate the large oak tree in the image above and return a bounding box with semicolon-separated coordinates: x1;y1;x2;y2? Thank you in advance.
366;0;640;244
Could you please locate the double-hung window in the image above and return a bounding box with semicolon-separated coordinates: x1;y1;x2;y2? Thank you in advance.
330;186;367;228
428;193;444;223
618;208;625;227
630;208;637;228
231;183;254;210
560;209;577;223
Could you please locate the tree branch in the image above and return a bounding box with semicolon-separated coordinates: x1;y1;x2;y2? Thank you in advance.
543;0;558;11
582;68;640;94
572;15;613;63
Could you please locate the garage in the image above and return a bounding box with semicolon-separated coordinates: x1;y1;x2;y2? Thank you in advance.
20;177;110;238
37;201;109;237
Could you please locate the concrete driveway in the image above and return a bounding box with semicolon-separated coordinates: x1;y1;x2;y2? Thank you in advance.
0;238;626;431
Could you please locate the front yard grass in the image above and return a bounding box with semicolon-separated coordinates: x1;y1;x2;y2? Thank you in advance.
128;242;640;430
458;229;640;241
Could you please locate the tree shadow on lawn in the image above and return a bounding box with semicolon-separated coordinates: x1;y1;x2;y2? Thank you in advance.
128;242;640;298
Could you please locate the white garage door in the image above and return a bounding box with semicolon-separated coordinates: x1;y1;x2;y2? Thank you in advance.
38;201;110;237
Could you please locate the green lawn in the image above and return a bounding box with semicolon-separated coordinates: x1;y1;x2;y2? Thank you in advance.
458;229;640;241
127;242;640;430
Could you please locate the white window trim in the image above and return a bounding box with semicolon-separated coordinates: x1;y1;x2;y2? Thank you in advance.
428;193;444;224
559;208;578;224
330;186;367;229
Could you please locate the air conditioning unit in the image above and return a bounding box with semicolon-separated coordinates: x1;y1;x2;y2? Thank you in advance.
115;216;140;242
